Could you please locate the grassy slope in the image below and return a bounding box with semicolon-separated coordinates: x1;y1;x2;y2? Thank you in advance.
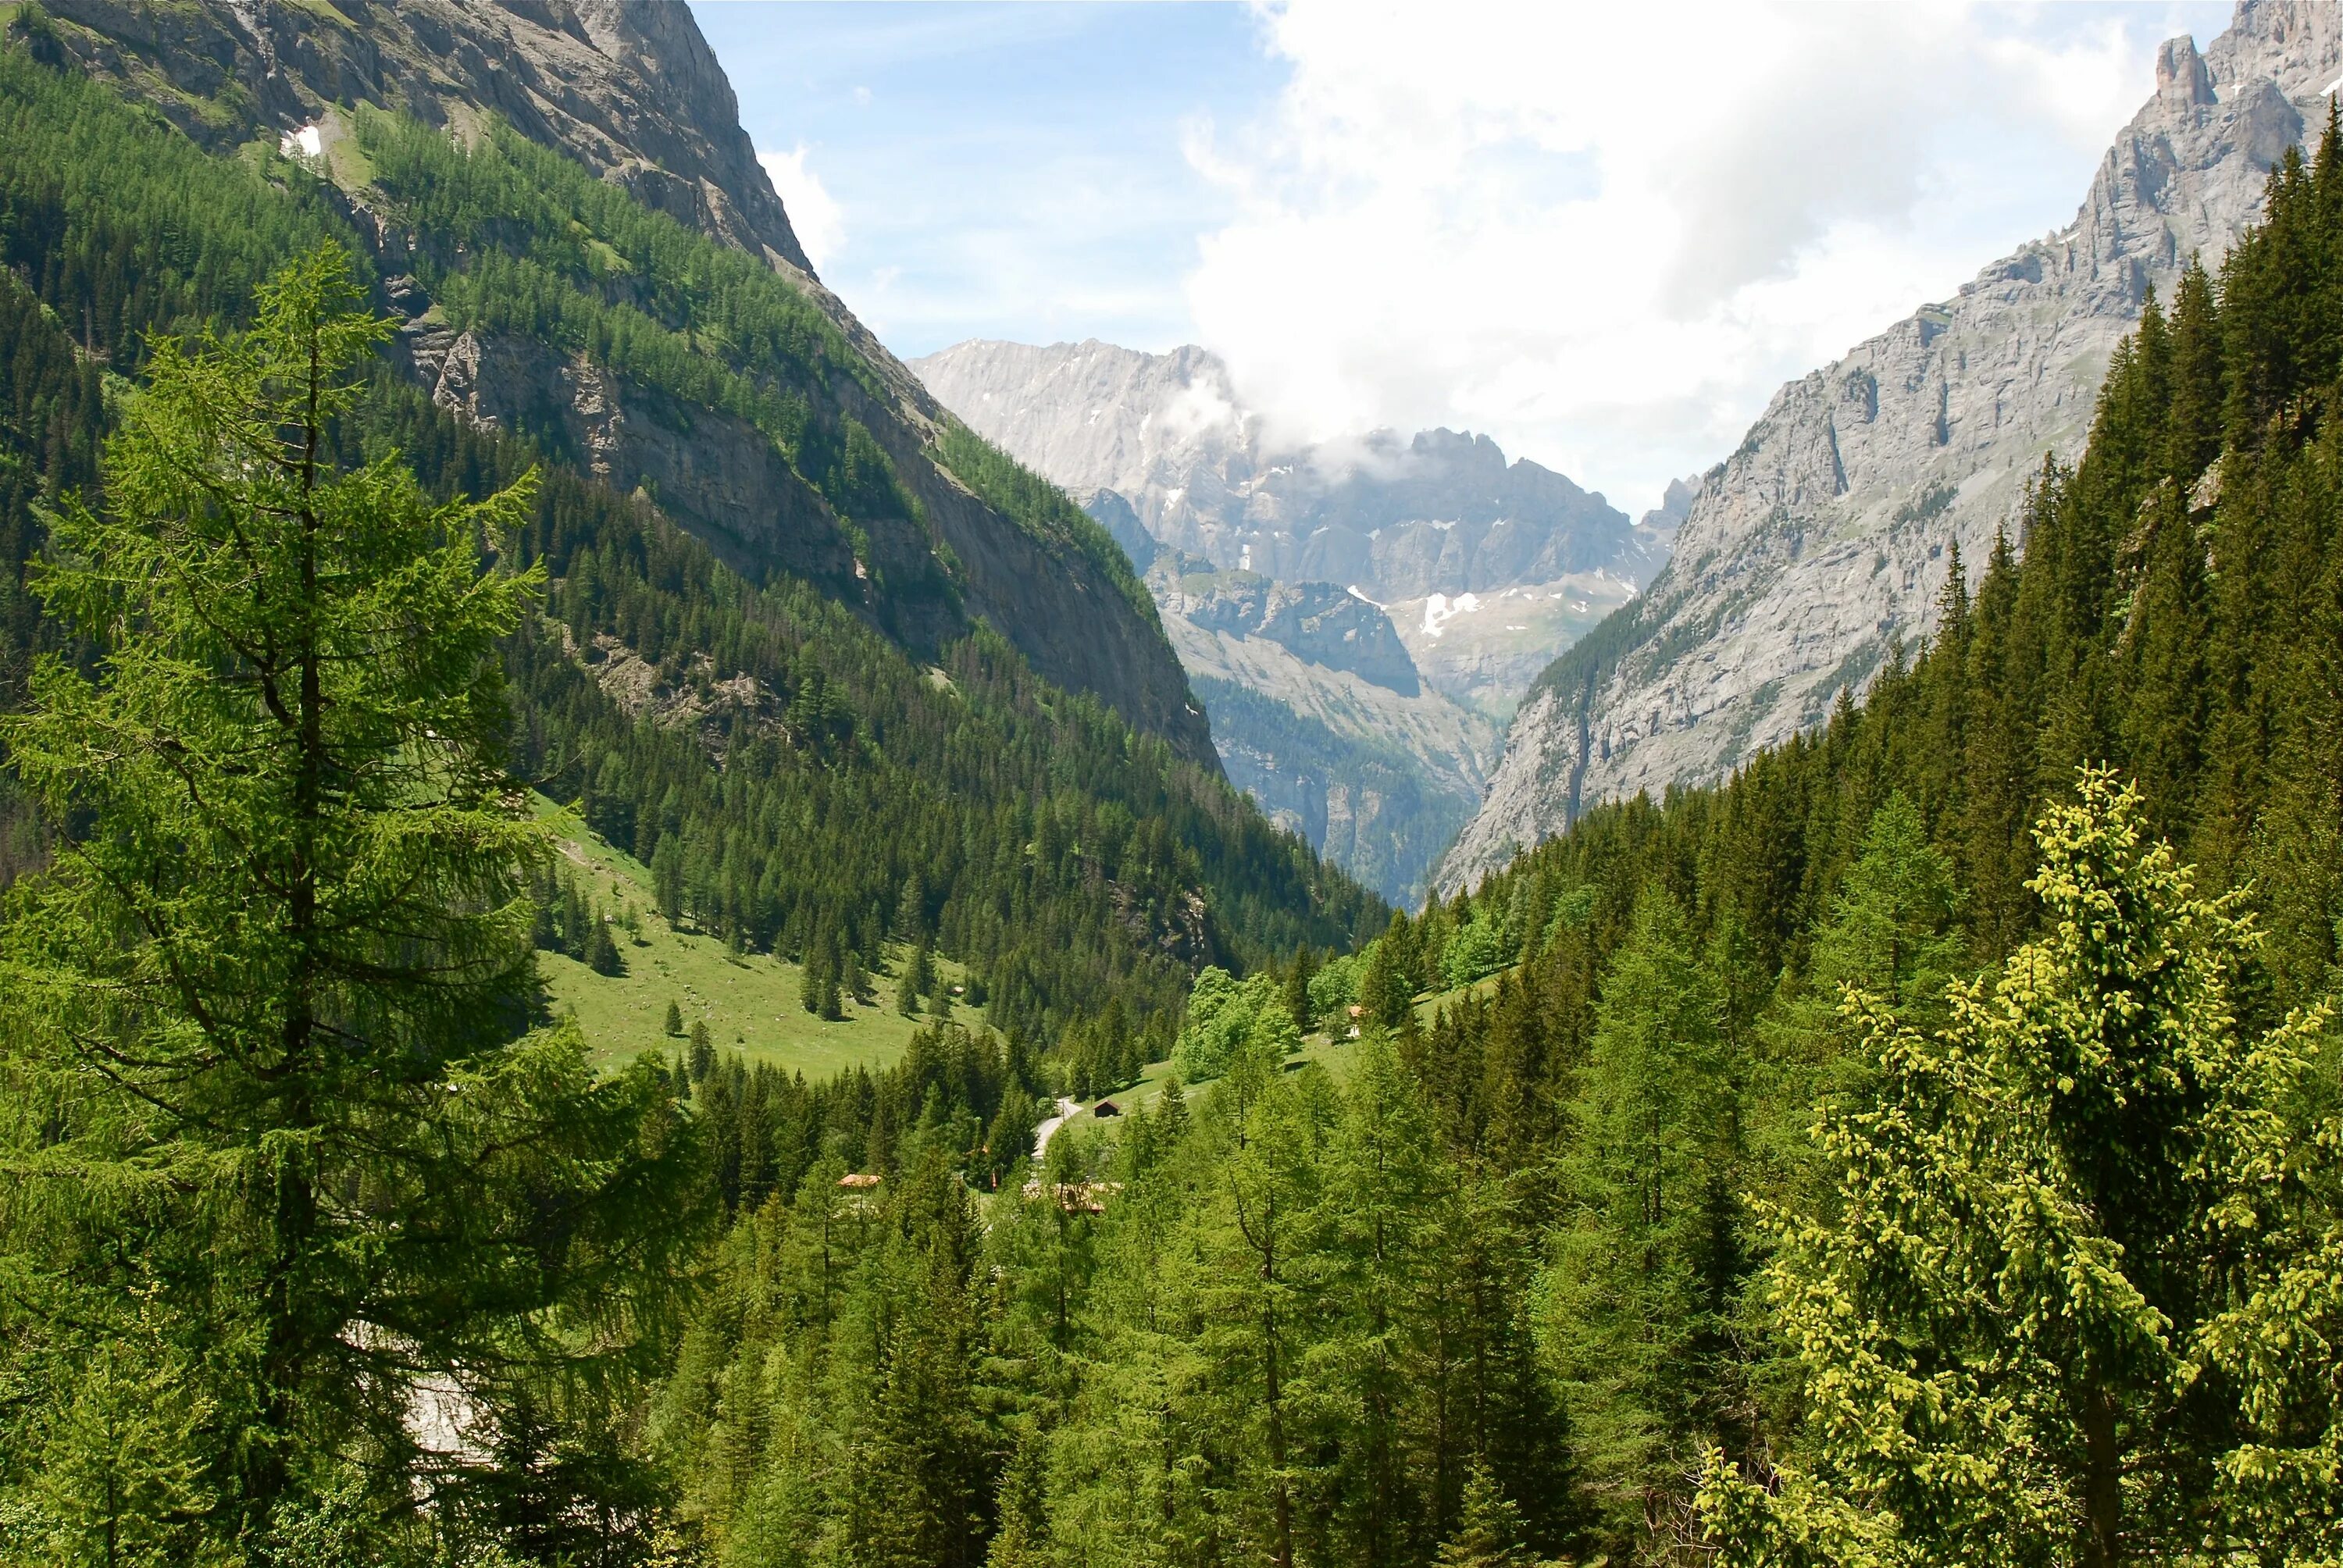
1051;973;1499;1139
532;800;966;1079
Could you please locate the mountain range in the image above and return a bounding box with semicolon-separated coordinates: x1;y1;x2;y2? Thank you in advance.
913;337;1674;903
23;0;2331;921
1;0;1383;1053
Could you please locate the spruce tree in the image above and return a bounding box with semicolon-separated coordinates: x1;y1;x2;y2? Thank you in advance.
1285;943;1317;1033
1435;1463;1540;1568
1361;912;1421;1027
584;911;624;975
802;926;835;1016
1702;771;2343;1564
1326;1030;1441;1563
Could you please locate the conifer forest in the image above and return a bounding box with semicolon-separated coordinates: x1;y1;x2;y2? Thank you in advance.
2;5;2343;1566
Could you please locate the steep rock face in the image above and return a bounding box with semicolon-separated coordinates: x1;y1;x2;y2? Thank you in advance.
407;325;851;583
1164;572;1422;696
1163;615;1502;909
1441;0;2342;892
1139;551;1500;903
1080;486;1159;572
911;339;1667;600
42;0;1214;765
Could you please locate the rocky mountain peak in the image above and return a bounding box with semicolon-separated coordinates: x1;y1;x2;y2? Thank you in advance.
2158;34;2217;109
1439;0;2342;896
1639;476;1699;546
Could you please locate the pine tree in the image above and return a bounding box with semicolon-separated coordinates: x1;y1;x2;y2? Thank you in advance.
665;999;685;1037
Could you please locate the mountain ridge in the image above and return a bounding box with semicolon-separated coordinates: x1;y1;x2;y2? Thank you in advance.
1439;0;2343;893
33;0;1216;766
912;335;1669;601
912;334;1657;902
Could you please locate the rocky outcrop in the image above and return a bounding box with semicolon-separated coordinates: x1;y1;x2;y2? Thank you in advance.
1440;0;2343;893
404;323;858;586
563;628;776;752
42;0;1217;768
911;340;1669;601
1161;569;1423;697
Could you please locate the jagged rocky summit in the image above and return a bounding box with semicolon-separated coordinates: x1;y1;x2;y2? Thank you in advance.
1439;0;2343;894
912;337;1669;903
34;0;1214;767
911;337;1667;607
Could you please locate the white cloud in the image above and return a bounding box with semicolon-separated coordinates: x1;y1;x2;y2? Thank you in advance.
758;144;846;272
1184;0;2217;513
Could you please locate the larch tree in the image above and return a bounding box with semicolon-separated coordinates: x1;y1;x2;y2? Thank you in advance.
0;247;705;1558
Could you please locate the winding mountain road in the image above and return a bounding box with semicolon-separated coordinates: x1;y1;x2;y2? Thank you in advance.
1032;1096;1082;1161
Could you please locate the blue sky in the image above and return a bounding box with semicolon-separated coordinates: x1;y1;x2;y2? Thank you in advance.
690;2;1281;353
694;2;2238;514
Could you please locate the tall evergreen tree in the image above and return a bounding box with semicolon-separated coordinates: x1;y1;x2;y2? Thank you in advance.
1701;772;2343;1565
1538;889;1742;1556
0;248;704;1553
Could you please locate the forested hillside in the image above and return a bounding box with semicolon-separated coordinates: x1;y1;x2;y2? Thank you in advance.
648;113;2343;1568
0;29;1378;1046
5;7;2343;1568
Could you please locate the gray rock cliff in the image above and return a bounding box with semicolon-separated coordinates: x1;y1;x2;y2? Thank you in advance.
1441;0;2343;893
1161;571;1423;697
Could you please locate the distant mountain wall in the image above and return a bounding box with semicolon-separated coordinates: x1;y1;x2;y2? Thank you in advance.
913;337;1657;903
911;338;1670;604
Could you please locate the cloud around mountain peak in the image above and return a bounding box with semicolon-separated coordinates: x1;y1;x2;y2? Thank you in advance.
1179;0;2229;517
